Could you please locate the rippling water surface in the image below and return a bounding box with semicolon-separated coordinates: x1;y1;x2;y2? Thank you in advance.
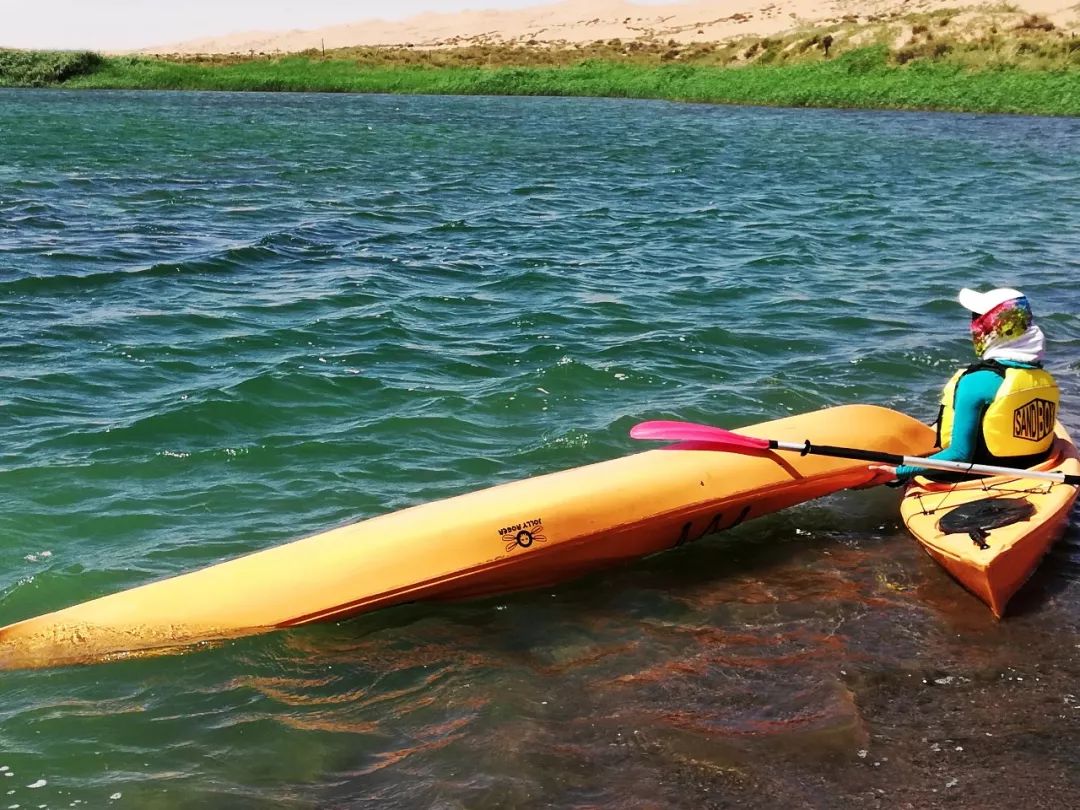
1;89;1079;807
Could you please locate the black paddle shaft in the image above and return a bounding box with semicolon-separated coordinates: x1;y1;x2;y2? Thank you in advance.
774;439;916;467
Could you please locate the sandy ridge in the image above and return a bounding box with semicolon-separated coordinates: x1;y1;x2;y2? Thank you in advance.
141;0;1080;55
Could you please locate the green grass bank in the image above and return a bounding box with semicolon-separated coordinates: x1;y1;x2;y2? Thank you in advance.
3;25;1078;116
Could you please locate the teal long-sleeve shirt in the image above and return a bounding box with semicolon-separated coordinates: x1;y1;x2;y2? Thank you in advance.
895;361;1035;479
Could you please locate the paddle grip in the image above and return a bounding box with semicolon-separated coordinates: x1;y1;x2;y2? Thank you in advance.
801;442;905;466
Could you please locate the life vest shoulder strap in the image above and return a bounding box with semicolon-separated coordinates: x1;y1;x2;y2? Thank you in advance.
961;359;1008;378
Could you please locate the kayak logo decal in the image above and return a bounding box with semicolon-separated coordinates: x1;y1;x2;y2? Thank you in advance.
1013;399;1056;442
498;518;547;553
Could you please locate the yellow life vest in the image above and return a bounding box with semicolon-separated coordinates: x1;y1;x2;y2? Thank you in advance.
939;362;1060;462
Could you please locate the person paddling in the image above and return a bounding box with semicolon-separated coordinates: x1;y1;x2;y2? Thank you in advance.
865;287;1060;486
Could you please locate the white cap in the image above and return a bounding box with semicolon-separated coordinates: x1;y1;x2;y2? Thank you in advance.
958;287;1024;315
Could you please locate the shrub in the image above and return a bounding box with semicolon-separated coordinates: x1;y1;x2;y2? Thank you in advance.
1015;15;1055;32
836;45;889;73
0;48;104;85
0;49;104;86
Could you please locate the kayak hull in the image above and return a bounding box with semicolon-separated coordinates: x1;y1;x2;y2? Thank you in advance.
0;404;934;669
900;422;1079;618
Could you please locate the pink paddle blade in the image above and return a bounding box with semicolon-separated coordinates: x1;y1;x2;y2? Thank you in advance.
629;420;771;450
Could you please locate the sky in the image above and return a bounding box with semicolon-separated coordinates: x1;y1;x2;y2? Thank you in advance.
1;0;684;51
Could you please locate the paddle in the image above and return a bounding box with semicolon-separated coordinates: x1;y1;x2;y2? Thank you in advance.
630;420;1080;485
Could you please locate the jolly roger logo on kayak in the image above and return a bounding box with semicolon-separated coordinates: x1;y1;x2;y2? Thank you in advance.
498;518;547;552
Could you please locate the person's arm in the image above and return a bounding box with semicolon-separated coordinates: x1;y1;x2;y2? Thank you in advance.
893;370;1002;479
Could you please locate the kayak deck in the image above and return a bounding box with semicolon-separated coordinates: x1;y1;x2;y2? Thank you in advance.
0;404;934;670
900;422;1080;618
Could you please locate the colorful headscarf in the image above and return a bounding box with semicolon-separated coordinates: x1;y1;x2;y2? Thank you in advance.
970;295;1044;363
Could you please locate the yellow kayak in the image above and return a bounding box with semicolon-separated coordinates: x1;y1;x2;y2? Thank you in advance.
901;422;1079;618
0;404;933;670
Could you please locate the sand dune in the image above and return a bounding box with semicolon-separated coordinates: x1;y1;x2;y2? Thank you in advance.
141;0;1080;54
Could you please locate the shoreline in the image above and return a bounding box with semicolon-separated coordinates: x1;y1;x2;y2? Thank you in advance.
0;50;1074;117
3;8;1078;117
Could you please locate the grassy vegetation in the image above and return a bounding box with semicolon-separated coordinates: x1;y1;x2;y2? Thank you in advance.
50;49;1080;116
0;49;102;86
2;8;1078;116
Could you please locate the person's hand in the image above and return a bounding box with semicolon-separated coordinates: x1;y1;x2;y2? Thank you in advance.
852;464;898;489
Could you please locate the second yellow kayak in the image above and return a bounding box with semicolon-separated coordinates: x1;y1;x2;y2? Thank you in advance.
0;404;934;670
901;422;1079;618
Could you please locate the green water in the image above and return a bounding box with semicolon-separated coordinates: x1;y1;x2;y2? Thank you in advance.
1;89;1079;807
